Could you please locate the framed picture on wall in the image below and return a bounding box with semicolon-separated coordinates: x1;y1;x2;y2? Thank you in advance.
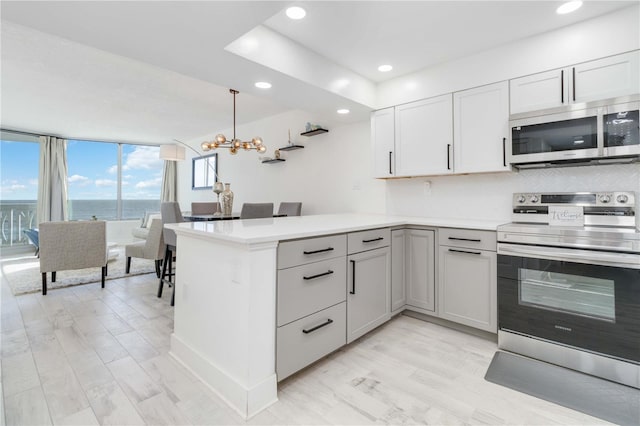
192;153;218;189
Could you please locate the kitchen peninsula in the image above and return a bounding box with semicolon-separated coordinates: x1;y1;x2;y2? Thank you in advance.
165;214;503;419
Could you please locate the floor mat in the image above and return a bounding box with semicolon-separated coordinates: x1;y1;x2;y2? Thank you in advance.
484;351;640;426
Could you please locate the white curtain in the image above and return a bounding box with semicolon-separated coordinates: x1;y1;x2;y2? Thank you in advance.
37;136;68;223
161;160;177;202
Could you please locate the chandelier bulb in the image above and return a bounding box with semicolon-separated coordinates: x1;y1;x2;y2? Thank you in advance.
230;147;238;155
201;142;211;151
257;145;267;154
252;137;263;147
215;134;226;144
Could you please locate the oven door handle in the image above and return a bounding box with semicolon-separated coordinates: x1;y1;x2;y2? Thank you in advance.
498;243;640;269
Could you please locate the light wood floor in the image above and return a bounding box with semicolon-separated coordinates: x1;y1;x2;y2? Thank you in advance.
1;262;609;425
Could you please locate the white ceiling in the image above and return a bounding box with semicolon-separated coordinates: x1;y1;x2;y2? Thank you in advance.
0;1;635;145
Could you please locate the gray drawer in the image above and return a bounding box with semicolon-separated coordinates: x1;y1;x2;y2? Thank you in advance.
277;257;346;326
276;302;346;381
278;234;346;269
438;228;496;251
347;228;390;255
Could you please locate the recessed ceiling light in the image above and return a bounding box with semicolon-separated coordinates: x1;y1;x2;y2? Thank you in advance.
255;82;272;89
378;64;393;72
556;1;583;14
337;109;350;114
286;6;306;20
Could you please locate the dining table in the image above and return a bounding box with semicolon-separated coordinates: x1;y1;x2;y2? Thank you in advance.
183;212;286;221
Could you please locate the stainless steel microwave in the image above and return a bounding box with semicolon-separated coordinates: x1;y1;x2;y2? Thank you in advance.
508;95;639;168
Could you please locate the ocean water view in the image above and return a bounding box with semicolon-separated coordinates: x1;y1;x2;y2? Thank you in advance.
0;199;159;247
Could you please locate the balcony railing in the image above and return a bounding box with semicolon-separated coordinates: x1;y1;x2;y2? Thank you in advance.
0;201;37;247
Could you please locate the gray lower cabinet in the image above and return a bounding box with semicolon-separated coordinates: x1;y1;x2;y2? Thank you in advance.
390;230;406;313
276;302;346;380
276;234;347;380
405;229;436;313
438;228;497;333
347;246;391;343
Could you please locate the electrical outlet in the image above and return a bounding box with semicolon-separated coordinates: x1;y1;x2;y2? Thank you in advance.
424;180;432;196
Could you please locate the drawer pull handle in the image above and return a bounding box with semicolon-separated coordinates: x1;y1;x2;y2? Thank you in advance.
448;237;481;242
303;270;334;280
449;248;481;256
303;247;334;255
362;237;384;243
302;319;333;334
350;259;356;295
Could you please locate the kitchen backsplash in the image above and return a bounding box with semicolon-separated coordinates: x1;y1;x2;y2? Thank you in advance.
385;163;640;225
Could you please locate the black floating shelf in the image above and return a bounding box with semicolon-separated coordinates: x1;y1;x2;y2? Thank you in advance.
279;144;305;151
262;158;286;164
300;128;329;137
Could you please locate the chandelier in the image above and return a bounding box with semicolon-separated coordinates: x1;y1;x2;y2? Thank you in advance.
201;89;267;155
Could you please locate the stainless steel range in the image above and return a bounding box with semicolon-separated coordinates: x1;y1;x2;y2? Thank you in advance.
497;191;640;388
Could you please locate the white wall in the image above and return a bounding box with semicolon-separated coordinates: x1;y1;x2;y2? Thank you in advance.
178;110;386;215
377;5;640;108
386;164;640;224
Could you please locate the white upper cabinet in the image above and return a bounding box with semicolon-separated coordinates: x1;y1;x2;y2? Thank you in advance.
573;51;639;103
453;81;510;174
371;108;396;178
395;94;453;176
510;69;567;114
510;51;639;114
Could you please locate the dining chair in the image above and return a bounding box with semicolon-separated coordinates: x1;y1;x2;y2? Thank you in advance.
124;218;164;278
277;202;302;216
158;201;184;306
240;203;274;219
191;202;220;215
39;221;108;295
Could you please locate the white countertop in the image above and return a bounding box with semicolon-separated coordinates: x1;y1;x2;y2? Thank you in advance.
166;213;506;245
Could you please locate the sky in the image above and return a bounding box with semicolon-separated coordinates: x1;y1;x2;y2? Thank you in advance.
0;139;162;201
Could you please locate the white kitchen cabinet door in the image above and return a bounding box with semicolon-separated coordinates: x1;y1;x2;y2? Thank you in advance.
510;51;640;114
453;82;510;174
405;229;436;312
572;51;640;104
395;94;453;176
371;108;396;178
390;229;406;313
510;69;567;114
438;246;497;333
347;247;390;343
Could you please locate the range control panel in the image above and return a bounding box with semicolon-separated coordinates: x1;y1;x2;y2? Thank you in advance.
512;191;635;207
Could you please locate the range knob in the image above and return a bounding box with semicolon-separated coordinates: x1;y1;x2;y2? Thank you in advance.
529;195;539;203
516;194;526;203
599;194;611;203
617;194;629;203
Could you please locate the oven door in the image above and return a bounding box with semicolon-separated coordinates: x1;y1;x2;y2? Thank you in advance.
497;243;640;363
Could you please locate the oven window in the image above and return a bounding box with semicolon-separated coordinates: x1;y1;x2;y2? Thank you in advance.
518;268;615;321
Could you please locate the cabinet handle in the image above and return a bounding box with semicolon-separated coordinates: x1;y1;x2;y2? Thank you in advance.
572;67;576;101
502;137;506;167
350;259;356;295
302;319;333;334
389;151;393;175
448;237;481;242
561;69;564;104
449;248;481;255
303;270;334;280
447;144;451;170
362;237;384;243
303;247;334;255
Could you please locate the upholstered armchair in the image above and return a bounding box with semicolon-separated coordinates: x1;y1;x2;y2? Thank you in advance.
124;218;164;278
39;220;108;295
